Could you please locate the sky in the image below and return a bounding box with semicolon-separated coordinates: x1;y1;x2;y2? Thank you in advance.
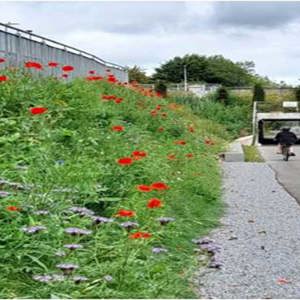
1;1;300;85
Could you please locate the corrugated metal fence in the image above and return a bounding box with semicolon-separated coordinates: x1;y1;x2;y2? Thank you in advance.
0;22;128;82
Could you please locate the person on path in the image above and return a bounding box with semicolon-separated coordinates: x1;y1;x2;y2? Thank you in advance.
275;127;298;156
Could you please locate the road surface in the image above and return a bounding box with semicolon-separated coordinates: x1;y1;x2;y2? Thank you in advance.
259;145;300;203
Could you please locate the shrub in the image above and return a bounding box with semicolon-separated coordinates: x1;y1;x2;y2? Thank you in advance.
215;87;229;105
252;83;265;102
154;80;167;97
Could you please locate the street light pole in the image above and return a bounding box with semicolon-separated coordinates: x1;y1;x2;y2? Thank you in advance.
184;65;187;92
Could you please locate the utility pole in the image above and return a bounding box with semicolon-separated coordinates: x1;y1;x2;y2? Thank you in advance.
184;64;187;92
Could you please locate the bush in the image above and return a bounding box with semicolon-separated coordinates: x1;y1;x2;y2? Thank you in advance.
154;80;167;98
252;83;265;102
215;87;229;105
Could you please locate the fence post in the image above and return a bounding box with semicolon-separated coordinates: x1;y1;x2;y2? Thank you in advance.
251;101;257;145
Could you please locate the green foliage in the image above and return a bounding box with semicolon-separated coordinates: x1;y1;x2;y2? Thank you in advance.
215;87;229;105
295;86;300;102
242;145;264;162
126;65;150;84
154;80;167;97
0;69;227;298
152;54;274;87
252;83;265;102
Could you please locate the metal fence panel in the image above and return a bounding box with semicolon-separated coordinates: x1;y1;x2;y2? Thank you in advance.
0;23;128;82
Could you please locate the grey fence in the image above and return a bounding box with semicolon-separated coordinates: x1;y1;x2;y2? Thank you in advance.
0;22;128;82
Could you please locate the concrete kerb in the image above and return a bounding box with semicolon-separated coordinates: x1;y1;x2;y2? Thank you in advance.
223;135;252;162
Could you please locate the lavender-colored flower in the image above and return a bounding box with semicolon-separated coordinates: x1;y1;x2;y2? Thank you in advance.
119;221;138;231
55;250;66;257
103;275;113;282
0;191;11;198
152;247;168;254
209;256;223;269
157;217;175;225
64;227;92;236
56;263;79;275
72;275;88;284
34;210;49;216
33;275;53;283
64;244;83;250
51;274;65;282
21;225;46;234
92;216;114;224
68;206;95;217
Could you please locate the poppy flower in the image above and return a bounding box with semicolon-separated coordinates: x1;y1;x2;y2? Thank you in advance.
48;62;59;67
116;209;135;217
87;76;103;81
114;98;123;104
62;74;69;78
106;69;111;72
150;110;157;116
0;58;6;63
132;150;147;158
205;138;215;145
25;61;43;70
6;206;20;212
147;198;162;209
117;157;133;166
129;232;152;239
167;154;176;160
112;125;124;132
30;107;48;115
0;75;8;82
174;140;186;145
62;65;74;72
151;182;169;191
156;105;161;111
89;70;95;75
137;185;152;192
161;113;167;118
186;153;194;158
189;126;195;133
158;127;164;132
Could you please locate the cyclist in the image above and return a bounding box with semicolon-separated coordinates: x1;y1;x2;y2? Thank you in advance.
275;127;298;156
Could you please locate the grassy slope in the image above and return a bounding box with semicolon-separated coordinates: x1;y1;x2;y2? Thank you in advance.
0;70;227;298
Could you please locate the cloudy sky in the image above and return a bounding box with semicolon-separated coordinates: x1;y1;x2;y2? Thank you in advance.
1;1;300;85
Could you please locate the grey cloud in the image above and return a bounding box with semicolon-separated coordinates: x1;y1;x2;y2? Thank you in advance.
213;2;300;28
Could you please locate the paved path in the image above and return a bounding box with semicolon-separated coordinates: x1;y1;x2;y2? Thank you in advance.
197;163;300;298
259;145;300;203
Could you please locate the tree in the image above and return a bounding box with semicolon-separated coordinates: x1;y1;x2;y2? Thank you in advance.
295;86;300;102
154;80;167;98
151;54;269;87
127;65;150;84
252;83;265;102
215;87;229;105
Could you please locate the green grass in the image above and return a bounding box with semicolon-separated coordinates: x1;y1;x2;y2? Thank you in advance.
243;145;264;162
0;69;227;298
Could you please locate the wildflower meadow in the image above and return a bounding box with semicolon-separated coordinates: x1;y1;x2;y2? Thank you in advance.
0;59;227;298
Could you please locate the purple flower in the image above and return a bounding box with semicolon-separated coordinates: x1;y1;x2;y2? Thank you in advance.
51;274;65;282
92;216;114;224
68;206;95;217
56;263;79;275
157;217;175;225
72;275;88;284
152;247;168;254
192;237;214;245
64;244;83;250
119;221;138;231
103;275;113;282
209;256;223;269
64;227;92;236
34;210;49;216
0;191;11;198
21;225;46;234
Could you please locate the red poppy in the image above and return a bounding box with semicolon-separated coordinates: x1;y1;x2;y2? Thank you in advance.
114;98;123;104
108;75;117;83
137;185;152;192
167;154;176;160
89;70;95;74
87;76;103;81
6;206;20;212
156;105;161;111
48;62;59;67
158;127;164;132
30;107;48;115
112;125;125;132
147;198;162;209
174;140;186;145
150;110;157;116
0;75;8;82
116;209;135;217
106;69;111;72
132;150;147;158
129;232;152;239
62;74;68;78
0;58;6;63
62;65;74;72
25;61;43;70
151;182;169;191
189;126;195;133
117;157;133;166
205;138;215;145
161;112;167;118
186;153;194;158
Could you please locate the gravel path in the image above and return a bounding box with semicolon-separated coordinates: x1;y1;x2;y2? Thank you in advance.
196;162;300;299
